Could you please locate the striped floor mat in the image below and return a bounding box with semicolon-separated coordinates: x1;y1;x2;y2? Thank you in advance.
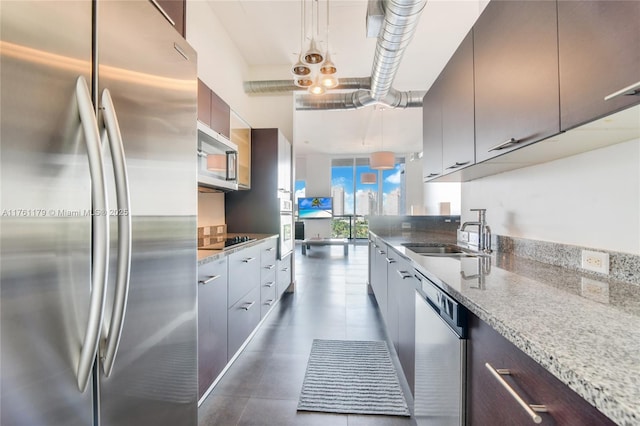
297;339;410;416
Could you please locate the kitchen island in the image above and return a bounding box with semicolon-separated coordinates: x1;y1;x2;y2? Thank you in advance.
373;231;640;426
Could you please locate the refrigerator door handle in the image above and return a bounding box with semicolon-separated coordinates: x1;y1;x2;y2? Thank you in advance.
99;89;132;377
75;76;110;392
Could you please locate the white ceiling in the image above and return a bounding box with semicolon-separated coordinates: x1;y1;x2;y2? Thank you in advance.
207;0;489;156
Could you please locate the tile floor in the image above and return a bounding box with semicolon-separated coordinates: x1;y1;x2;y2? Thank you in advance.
198;242;417;426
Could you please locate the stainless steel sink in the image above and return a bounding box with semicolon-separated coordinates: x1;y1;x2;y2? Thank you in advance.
401;243;484;257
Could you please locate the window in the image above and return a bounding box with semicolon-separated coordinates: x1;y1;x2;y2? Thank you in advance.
330;157;405;239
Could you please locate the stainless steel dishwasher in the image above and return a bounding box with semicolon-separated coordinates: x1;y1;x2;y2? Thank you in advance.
414;269;467;426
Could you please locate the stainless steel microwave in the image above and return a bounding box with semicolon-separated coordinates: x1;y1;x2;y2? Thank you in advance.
197;121;238;191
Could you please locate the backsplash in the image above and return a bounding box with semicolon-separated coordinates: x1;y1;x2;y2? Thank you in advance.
496;235;640;286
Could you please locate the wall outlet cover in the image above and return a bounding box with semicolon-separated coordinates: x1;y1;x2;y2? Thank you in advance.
581;250;609;275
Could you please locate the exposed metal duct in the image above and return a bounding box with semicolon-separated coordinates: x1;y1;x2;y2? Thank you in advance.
243;0;428;110
295;88;426;111
369;0;427;100
243;77;371;95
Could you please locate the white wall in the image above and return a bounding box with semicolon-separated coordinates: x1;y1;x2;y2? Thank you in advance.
462;138;640;254
404;156;425;214
185;2;293;141
424;182;462;216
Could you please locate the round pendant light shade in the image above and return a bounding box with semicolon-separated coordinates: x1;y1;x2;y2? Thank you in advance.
360;172;377;184
369;151;395;170
294;77;314;88
303;39;324;65
292;56;311;76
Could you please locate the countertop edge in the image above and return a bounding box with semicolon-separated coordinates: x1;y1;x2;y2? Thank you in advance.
197;234;278;265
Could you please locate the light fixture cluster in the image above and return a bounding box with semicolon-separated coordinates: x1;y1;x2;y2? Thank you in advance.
292;0;339;95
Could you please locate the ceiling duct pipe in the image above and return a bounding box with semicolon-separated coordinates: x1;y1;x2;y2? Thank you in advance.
295;88;426;110
244;77;371;95
369;0;427;100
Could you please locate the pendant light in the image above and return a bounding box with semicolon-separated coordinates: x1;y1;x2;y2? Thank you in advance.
308;75;326;95
319;0;339;88
302;0;323;65
370;107;395;170
360;172;377;184
292;0;311;78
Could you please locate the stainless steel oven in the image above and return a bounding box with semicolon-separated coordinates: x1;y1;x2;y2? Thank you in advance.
197;121;238;191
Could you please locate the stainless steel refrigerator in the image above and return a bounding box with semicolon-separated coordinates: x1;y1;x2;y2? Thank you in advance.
1;1;198;425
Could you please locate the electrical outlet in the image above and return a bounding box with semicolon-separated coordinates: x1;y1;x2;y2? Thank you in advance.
581;250;609;274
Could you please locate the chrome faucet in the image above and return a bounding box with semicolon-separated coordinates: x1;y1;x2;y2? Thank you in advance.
460;208;492;253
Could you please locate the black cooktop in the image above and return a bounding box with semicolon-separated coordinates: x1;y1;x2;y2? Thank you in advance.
199;235;255;250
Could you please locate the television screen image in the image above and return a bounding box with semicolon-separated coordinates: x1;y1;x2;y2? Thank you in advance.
298;197;333;219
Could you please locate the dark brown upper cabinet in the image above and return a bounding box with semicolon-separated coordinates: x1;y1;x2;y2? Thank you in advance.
210;90;231;139
422;77;443;181
441;31;475;174
197;79;231;139
558;0;640;131
155;0;185;37
473;0;560;163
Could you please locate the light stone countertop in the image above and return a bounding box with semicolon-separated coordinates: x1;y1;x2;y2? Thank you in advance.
373;232;640;426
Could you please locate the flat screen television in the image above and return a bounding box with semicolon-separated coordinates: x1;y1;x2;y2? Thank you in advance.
298;197;333;219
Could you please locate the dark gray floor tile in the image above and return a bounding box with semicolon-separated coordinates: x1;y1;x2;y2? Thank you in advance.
198;394;248;426
237;398;349;426
347;414;416;426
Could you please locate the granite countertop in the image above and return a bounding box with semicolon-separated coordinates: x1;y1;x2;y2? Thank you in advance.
372;232;640;426
197;233;278;265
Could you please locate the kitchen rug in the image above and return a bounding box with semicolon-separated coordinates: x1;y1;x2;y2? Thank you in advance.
297;339;410;416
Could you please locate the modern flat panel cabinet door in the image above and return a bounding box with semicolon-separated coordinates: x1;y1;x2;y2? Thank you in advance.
197;258;228;399
441;31;475;175
558;0;640;131
197;79;212;127
473;0;560;162
467;313;615;425
422;78;443;181
155;0;185;36
386;253;400;354
210;90;231;139
227;286;261;359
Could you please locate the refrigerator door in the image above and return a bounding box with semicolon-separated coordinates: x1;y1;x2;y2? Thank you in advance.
0;1;96;425
95;1;198;425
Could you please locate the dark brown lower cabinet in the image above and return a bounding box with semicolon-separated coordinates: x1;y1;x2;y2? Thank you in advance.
467;313;615;425
197;258;228;399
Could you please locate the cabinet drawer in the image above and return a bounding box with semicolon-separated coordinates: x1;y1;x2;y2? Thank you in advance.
276;255;292;298
260;278;277;319
228;245;260;308
227;285;261;359
197;257;228;399
260;239;278;267
468;314;614;425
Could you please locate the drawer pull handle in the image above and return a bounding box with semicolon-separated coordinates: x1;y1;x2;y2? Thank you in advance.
241;301;256;311
397;270;412;279
266;247;275;252
604;81;640;101
281;267;289;272
485;363;547;424
264;264;275;270
265;299;275;306
385;257;396;264
445;161;470;169
377;249;386;255
242;257;256;263
264;282;275;288
199;274;221;285
488;138;520;152
426;172;440;178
